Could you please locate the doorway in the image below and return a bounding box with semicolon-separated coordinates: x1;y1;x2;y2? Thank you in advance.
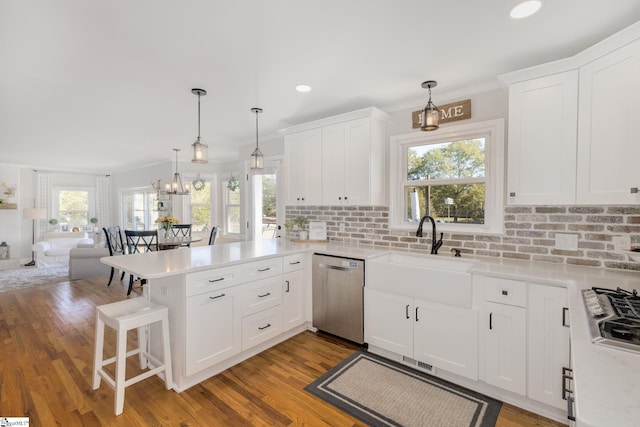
248;157;284;241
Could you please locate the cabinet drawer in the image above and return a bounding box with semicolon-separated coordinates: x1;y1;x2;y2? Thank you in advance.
283;253;305;273
240;276;283;317
239;257;283;282
485;277;527;308
185;264;241;297
242;306;283;350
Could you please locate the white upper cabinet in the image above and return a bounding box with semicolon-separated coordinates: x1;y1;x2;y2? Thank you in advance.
507;71;578;205
502;21;640;205
282;107;388;206
577;38;640;204
284;128;322;205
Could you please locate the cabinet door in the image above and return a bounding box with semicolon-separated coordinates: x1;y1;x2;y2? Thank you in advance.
485;301;526;395
283;269;305;329
507;71;578;205
364;288;413;356
343;117;372;205
577;38;640;204
285;128;322;205
413;299;478;380
322;122;347;203
185;287;241;376
528;284;570;409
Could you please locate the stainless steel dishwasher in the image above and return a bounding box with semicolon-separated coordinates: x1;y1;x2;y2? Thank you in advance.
312;254;365;344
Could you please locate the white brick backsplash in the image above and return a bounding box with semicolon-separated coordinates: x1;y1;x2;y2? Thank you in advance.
285;205;640;272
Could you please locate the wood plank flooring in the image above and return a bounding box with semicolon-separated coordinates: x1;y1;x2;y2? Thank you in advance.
0;276;566;426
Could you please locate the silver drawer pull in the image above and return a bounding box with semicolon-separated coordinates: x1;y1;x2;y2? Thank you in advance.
258;292;271;298
208;277;225;283
258;323;271;330
258;267;271;272
289;261;301;265
209;293;225;300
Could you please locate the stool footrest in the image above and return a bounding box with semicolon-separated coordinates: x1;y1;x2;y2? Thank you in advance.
100;348;142;367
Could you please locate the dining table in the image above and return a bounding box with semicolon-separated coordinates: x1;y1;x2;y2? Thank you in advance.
158;235;203;250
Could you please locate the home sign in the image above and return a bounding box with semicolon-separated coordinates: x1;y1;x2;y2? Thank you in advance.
412;99;471;128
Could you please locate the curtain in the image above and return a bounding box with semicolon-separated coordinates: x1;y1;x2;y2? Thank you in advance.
95;175;112;230
35;171;53;242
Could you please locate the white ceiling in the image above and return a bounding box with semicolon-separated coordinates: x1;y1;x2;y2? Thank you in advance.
2;0;640;173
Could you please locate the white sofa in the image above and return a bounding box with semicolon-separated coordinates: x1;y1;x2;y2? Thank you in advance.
32;232;94;268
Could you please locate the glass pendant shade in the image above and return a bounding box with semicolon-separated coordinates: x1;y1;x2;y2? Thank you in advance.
192;138;208;164
191;88;208;164
421;80;439;132
168;148;189;195
251;146;264;170
250;107;264;170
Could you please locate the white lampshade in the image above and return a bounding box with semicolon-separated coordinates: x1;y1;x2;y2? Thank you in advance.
23;208;47;220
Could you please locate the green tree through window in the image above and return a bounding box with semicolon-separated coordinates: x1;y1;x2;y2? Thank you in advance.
406;138;486;224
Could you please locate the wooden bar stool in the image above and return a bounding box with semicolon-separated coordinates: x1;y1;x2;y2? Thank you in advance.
92;297;173;415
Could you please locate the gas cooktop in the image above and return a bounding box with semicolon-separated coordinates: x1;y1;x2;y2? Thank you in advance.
583;287;640;354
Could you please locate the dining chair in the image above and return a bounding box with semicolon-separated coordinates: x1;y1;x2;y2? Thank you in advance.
208;226;218;245
103;226;126;287
171;224;192;247
124;230;158;295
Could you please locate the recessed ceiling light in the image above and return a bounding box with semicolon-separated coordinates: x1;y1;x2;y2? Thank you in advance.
510;0;542;19
295;84;312;93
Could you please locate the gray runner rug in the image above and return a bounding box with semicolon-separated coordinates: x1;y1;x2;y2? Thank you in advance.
305;351;502;427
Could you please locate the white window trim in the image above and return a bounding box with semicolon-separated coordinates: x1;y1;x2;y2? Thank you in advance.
389;118;505;234
54;186;96;223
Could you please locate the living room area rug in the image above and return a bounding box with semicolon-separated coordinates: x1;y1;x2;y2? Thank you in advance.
0;265;69;292
305;351;502;427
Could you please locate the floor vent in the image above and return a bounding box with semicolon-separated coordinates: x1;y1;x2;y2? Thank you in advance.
417;360;434;372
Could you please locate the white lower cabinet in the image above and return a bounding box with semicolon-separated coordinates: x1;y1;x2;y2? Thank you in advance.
528;283;570;410
180;255;309;381
283;268;305;329
484;301;527;395
478;275;570;408
365;289;413;355
185;286;242;376
365;288;478;380
414;299;478;380
242;305;283;349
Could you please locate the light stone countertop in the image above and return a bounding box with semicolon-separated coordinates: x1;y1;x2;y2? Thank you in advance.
101;240;640;427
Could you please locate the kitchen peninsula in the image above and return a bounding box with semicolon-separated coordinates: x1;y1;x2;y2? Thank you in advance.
102;240;640;427
100;239;381;392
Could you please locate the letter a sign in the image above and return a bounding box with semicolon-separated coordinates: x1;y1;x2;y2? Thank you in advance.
412;99;471;129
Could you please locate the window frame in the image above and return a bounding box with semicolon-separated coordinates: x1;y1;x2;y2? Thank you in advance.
120;188;159;231
54;186;95;229
389;118;505;234
185;174;214;234
222;178;241;235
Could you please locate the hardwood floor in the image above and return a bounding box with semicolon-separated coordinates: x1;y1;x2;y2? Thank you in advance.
0;277;566;426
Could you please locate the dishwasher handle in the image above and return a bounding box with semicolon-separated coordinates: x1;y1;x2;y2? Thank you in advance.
318;263;351;272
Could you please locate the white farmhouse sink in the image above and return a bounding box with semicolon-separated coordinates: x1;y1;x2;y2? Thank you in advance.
367;253;476;308
377;252;476;272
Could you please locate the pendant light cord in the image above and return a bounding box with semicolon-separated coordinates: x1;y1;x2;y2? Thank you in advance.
255;110;259;150
197;94;201;140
